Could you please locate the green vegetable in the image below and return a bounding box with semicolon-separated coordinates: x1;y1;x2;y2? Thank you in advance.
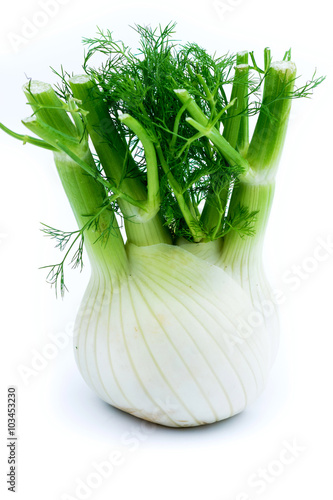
0;23;324;426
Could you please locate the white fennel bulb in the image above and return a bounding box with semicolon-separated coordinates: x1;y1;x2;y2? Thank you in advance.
74;243;271;427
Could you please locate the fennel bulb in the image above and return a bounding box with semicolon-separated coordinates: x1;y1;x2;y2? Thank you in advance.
0;24;324;426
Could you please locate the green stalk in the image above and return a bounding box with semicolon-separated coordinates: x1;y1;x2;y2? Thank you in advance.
245;61;297;180
23;83;132;201
174;89;208;125
68;75;171;246
22;81;129;280
23;81;77;137
22;116;147;211
236;51;249;156
118;113;160;217
264;47;272;71
222;60;297;265
200;61;250;235
174;90;248;173
53;150;129;281
221;181;275;269
0;122;57;151
222;64;249;148
68;76;144;192
155;145;206;242
185;118;249;172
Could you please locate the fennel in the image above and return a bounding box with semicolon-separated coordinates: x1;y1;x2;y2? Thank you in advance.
0;24;324;426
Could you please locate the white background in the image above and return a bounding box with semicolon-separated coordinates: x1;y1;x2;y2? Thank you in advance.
0;0;332;499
